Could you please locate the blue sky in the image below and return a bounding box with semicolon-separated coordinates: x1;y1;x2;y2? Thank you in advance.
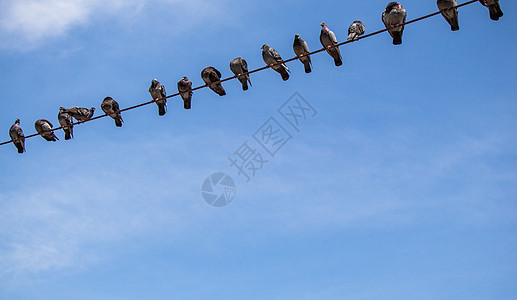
1;0;516;299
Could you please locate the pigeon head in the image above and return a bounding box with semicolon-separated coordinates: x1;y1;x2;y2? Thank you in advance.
353;20;362;24
151;78;159;87
182;76;189;81
103;97;113;101
90;107;96;112
386;2;401;11
14;118;20;125
261;44;268;49
320;22;327;28
295;34;300;38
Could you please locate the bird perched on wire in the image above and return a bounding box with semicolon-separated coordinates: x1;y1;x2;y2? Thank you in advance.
230;58;252;91
178;76;193;109
382;2;407;45
58;107;74;140
149;79;167;116
201;67;226;96
293;34;312;73
347;20;366;41
479;0;503;21
261;44;290;81
67;107;95;123
320;22;342;67
101;97;123;127
437;0;459;31
9;119;25;153
35;119;59;142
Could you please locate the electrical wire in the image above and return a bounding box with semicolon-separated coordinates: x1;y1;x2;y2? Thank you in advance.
1;0;479;147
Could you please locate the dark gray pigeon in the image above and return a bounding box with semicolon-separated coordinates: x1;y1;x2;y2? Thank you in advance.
149;79;167;116
347;20;366;41
58;107;74;140
261;44;290;81
382;2;407;45
178;76;193;109
201;67;226;96
35;119;59;142
230;57;252;91
9;119;25;153
293;34;312;73
67;106;95;122
101;97;123;127
320;22;342;66
437;0;459;31
479;0;503;21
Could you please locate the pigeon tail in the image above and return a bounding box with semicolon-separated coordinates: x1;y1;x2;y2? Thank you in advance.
184;98;191;110
64;128;72;140
158;104;166;116
304;61;312;73
450;19;460;31
15;143;24;153
334;56;343;67
489;4;503;20
392;31;403;45
209;84;226;96
44;134;58;142
241;79;249;91
279;68;289;81
115;117;123;127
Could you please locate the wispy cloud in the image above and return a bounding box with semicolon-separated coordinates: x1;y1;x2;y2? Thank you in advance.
1;123;515;284
1;0;103;41
238;126;517;232
0;0;225;49
0;133;205;283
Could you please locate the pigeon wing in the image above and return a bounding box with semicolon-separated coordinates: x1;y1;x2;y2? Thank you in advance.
269;48;282;62
329;30;338;45
214;68;222;79
240;58;248;73
161;85;166;98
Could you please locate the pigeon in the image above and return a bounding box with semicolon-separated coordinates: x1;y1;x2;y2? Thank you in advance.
382;2;407;45
437;0;459;31
9;119;25;153
149;79;167;116
201;67;226;96
178;76;193;109
101;97;123;127
261;44;290;81
293;34;312;73
67;106;95;122
230;57;252;91
479;0;503;21
35;119;59;142
347;20;366;41
320;22;343;67
58;107;74;140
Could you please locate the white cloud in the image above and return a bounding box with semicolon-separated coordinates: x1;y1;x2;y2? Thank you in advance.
1;0;100;41
1;125;514;284
0;135;205;283
0;0;224;48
